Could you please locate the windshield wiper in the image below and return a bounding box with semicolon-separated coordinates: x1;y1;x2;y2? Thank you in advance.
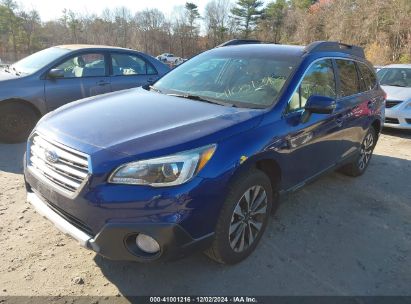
383;83;407;87
167;93;234;107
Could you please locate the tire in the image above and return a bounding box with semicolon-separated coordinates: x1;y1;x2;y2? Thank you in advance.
205;168;275;264
0;102;39;143
339;127;377;177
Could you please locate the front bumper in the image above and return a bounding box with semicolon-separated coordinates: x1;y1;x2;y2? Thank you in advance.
26;190;213;261
384;103;411;130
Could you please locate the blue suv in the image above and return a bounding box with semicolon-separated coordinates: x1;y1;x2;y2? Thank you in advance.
24;41;385;264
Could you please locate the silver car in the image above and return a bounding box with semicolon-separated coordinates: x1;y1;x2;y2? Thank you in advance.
378;64;411;130
0;45;169;143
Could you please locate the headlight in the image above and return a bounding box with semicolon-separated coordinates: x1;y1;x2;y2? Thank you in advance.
108;144;216;186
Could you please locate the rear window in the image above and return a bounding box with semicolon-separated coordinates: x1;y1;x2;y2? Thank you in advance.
336;59;360;97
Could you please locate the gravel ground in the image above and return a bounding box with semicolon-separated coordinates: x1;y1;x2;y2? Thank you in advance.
0;129;410;297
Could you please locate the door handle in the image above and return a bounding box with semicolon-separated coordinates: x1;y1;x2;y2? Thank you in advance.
97;80;109;86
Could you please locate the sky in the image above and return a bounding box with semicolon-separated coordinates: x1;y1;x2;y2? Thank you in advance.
17;0;211;21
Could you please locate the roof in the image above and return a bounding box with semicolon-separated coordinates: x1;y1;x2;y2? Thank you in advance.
56;44;132;51
211;43;305;57
383;64;411;68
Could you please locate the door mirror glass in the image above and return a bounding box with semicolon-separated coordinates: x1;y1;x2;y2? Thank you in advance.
48;68;64;79
304;95;336;114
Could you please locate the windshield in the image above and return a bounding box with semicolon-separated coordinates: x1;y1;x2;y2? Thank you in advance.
11;47;70;74
153;51;299;108
377;68;411;88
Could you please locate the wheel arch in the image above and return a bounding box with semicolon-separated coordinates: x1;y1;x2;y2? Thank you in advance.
228;152;282;193
0;98;42;118
371;118;381;134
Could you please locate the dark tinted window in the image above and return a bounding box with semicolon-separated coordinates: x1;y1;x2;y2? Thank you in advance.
336;59;360;97
358;63;377;91
288;59;336;112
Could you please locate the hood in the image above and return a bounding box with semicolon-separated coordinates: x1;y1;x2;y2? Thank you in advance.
38;88;263;156
381;85;411;101
0;69;19;81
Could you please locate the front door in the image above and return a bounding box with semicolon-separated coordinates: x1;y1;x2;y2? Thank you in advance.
45;52;111;111
280;58;348;189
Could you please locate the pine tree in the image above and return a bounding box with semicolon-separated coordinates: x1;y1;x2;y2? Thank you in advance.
231;0;264;38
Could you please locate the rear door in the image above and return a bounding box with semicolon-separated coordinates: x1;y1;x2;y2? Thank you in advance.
109;52;159;91
45;52;111;110
333;59;369;154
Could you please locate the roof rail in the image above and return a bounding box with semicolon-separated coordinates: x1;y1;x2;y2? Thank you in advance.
304;41;365;58
216;39;263;48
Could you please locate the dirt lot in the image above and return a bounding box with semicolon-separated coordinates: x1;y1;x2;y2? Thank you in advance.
0;129;410;297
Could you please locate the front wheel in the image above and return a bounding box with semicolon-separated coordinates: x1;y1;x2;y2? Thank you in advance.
0;102;39;143
339;127;377;177
205;169;275;264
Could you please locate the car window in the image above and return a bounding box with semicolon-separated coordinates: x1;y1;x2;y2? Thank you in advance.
288;59;336;112
154;51;299;108
357;63;377;91
11;47;70;74
377;68;411;88
54;53;106;78
336;59;360;97
111;53;157;76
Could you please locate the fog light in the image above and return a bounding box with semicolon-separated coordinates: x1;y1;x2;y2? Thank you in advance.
136;234;160;254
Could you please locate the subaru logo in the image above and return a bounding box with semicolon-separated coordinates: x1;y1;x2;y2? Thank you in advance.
45;150;59;163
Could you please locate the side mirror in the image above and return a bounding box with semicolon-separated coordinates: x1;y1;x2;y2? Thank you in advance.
305;95;336;114
48;69;64;79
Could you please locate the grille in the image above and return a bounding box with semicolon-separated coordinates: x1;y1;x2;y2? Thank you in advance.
385;117;400;124
33;189;94;236
46;199;94;236
385;100;402;108
29;134;89;194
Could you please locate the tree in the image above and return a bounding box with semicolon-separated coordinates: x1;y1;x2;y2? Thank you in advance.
204;0;233;46
18;9;41;52
231;0;264;38
0;0;20;60
185;2;201;55
258;0;288;43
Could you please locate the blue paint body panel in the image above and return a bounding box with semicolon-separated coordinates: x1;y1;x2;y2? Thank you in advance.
24;44;385;261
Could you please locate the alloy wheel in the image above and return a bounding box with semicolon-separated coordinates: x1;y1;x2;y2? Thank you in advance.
358;132;374;170
229;185;268;253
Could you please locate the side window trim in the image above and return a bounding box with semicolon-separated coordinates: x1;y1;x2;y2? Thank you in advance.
331;59;342;100
354;61;366;92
